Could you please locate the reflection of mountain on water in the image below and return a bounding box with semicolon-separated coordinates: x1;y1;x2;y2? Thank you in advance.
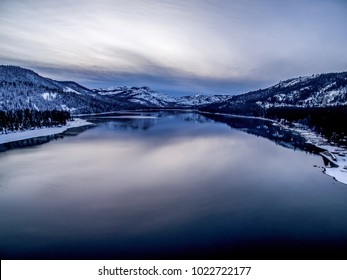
109;118;155;131
147;110;213;123
1;111;325;154
201;113;323;153
0;125;93;153
87;110;213;131
87;115;157;131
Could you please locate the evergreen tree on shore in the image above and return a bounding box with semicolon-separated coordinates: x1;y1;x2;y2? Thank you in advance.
0;109;71;134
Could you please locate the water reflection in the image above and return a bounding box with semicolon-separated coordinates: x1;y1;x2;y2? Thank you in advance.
88;117;157;131
0;112;347;259
0;125;93;153
0;111;321;154
146;110;213;123
200;113;323;153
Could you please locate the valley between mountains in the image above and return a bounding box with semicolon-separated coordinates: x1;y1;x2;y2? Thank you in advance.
1;65;347;184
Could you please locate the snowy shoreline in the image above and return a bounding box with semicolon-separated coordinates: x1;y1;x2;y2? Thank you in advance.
1;110;346;186
275;123;347;185
201;111;347;186
0;118;93;145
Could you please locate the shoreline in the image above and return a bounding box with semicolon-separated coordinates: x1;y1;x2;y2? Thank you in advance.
1;110;346;185
200;111;347;186
0;118;93;145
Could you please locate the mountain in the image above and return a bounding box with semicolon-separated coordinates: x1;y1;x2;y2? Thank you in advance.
177;94;230;107
94;86;230;108
0;66;135;114
0;66;231;113
2;65;347;116
204;72;347;115
94;86;177;107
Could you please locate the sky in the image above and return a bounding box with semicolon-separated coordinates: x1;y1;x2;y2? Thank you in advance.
0;0;346;96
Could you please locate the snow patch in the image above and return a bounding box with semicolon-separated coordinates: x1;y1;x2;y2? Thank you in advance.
63;87;80;94
0;119;93;145
279;76;310;88
41;92;57;101
318;145;347;185
60;104;70;111
290;124;347;185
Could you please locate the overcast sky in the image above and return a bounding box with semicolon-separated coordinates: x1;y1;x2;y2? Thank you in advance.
0;0;346;95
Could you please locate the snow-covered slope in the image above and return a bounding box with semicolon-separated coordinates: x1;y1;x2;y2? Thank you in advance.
261;73;347;108
94;86;177;107
94;86;230;108
0;66;134;114
177;94;230;106
205;72;347;114
0;66;231;113
59;81;95;95
3;65;346;115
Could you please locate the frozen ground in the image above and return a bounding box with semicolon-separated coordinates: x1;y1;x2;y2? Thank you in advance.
317;145;347;185
290;125;347;185
0;118;93;145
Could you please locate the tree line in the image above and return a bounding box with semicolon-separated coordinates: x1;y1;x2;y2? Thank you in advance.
265;105;347;144
0;109;72;133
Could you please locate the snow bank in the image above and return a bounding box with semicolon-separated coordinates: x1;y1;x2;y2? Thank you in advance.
0;118;93;145
318;145;347;185
288;124;347;185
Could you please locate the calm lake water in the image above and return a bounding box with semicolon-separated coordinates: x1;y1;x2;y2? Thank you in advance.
1;111;347;259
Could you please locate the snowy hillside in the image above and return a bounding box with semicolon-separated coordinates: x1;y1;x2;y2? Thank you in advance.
0;66;134;114
205;72;347;115
3;65;347;115
177;94;230;106
261;73;347;108
94;86;177;107
94;86;230;108
0;66;230;114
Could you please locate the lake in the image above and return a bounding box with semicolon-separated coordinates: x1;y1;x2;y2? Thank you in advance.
1;111;347;259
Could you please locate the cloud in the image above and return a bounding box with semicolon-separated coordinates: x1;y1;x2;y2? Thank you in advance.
0;0;346;95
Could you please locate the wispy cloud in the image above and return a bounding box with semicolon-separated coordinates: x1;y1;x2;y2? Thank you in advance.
1;0;346;95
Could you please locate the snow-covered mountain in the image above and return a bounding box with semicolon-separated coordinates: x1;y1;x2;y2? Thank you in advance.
177;94;230;106
261;73;347;107
0;65;232;113
205;72;347;115
2;65;347;116
94;86;230;108
94;86;177;107
0;66;135;114
98;72;347;112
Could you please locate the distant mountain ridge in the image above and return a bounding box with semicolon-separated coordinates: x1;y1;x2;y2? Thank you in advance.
94;86;177;107
93;86;230;108
0;65;231;113
1;65;347;115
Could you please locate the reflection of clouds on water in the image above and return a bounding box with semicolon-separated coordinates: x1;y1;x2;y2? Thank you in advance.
0;123;321;201
1;111;346;259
